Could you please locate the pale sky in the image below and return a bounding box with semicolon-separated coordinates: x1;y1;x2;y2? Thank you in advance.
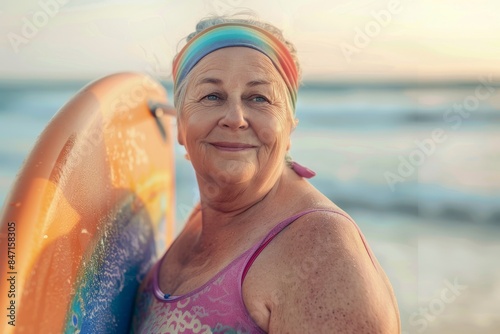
1;0;499;82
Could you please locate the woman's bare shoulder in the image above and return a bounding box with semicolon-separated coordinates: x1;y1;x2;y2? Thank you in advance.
262;208;400;333
270;208;374;274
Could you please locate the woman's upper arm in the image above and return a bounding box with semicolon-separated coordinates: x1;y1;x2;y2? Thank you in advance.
267;212;400;334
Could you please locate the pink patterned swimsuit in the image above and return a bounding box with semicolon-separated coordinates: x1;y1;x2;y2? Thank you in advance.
130;209;373;333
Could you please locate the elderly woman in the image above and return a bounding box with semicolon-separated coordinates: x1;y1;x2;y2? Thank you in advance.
131;16;400;333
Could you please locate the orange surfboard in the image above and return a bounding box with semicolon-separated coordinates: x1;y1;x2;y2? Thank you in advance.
0;72;175;333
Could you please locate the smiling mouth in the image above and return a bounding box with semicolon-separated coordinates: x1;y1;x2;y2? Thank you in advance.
210;142;257;151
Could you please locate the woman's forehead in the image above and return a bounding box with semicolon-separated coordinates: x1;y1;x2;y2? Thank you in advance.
188;47;281;84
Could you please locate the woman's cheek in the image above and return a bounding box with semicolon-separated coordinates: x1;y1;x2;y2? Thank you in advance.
256;125;277;146
180;103;211;136
255;113;286;147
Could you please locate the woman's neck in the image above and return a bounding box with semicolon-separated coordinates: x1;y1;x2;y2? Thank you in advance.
194;167;300;242
184;167;318;259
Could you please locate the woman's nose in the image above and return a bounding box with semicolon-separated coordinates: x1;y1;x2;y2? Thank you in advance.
218;99;249;130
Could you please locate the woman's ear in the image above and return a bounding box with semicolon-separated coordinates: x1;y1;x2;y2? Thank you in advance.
287;118;298;151
177;119;185;146
291;117;299;132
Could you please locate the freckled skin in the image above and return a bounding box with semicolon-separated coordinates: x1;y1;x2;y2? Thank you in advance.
156;47;400;333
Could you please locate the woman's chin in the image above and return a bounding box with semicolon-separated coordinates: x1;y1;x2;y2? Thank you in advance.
210;160;257;185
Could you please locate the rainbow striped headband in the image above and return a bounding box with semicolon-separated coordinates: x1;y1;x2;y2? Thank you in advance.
172;23;299;112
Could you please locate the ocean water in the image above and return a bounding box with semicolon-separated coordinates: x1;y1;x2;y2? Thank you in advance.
1;79;499;333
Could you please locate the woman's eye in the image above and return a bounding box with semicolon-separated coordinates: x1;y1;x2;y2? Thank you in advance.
202;94;220;101
251;96;268;103
204;94;219;101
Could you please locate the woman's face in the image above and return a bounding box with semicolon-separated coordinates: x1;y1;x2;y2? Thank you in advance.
177;47;296;190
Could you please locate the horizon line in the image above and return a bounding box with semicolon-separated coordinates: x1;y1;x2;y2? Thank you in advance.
1;76;499;90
